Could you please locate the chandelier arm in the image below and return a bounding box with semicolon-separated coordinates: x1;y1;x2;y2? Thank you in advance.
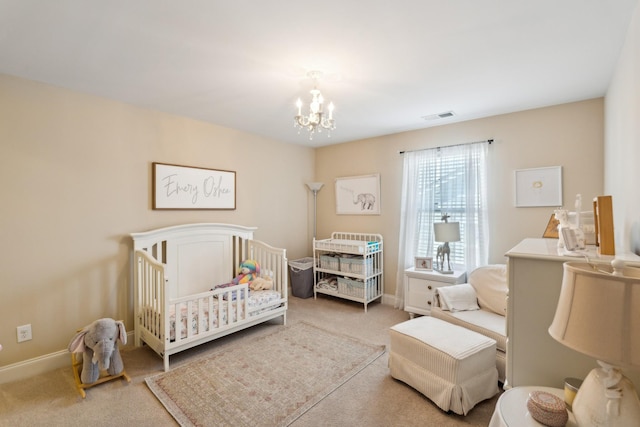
294;115;310;127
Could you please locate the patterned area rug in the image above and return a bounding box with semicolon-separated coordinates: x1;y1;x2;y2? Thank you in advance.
145;321;386;427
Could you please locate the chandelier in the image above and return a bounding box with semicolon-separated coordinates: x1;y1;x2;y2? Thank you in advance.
294;71;335;139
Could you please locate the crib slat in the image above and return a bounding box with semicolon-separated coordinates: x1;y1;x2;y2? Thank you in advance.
186;300;194;339
217;292;224;328
226;290;233;325
208;296;215;331
174;302;182;342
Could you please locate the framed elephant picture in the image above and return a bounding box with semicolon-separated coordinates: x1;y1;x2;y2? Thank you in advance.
335;173;381;215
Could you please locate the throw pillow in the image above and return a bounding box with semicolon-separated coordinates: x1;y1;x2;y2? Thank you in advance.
469;264;508;315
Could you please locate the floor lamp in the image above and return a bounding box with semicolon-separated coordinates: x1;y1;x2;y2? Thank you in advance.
306;182;324;239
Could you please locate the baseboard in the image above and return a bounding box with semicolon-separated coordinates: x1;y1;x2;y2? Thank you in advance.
0;331;135;385
0;350;69;385
382;293;397;307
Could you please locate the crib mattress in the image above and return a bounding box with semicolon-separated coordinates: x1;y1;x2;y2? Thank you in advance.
144;290;282;341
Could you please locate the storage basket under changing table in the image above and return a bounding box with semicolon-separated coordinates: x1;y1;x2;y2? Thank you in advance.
340;255;374;275
320;254;340;271
338;276;378;300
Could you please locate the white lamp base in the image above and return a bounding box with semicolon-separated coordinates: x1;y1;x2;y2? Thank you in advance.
572;363;640;427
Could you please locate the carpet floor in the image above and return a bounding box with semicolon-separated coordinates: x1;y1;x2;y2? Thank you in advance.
145;322;386;427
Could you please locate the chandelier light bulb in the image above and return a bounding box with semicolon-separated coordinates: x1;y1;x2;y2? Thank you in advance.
295;98;302;116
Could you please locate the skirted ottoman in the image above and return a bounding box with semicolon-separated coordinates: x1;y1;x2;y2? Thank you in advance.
389;316;498;415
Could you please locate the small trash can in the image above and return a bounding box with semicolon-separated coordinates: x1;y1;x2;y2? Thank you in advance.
289;257;315;298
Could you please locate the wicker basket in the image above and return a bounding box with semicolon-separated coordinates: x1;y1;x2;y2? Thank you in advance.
526;391;568;427
320;254;340;271
338;276;377;300
340;256;373;275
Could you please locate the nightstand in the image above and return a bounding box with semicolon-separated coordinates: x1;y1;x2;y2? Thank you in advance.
404;267;466;317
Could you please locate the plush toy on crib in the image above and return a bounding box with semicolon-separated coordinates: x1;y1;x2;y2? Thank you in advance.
232;260;260;286
250;276;273;291
215;260;272;291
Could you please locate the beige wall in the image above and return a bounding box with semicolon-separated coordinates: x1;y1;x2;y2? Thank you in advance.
0;74;314;367
605;0;640;255
315;99;605;301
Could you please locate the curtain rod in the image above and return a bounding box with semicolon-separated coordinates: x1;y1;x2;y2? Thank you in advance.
399;138;493;155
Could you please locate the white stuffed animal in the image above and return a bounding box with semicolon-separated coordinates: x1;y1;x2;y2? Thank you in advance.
250;276;273;291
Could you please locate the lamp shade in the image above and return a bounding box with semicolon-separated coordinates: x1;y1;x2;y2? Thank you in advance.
549;262;640;368
433;222;460;243
306;182;324;192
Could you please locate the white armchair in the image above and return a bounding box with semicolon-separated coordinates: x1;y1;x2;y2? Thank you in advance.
431;264;508;382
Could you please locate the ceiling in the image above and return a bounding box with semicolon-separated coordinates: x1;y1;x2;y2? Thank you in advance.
1;1;637;147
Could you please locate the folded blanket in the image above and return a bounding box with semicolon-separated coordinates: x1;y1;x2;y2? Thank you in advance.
436;283;480;312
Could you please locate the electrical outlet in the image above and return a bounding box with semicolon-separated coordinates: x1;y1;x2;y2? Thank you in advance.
17;324;32;343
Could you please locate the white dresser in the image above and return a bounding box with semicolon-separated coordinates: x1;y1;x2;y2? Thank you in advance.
403;268;466;317
505;238;640;389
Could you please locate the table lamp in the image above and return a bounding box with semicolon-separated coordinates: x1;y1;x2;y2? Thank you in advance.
433;218;460;274
548;261;640;427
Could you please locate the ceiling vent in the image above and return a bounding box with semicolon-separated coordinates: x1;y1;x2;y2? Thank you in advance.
422;111;455;121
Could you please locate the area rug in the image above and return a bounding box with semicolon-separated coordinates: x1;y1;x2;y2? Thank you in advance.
145;321;386;427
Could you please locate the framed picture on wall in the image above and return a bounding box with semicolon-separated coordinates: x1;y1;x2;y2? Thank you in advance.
335;173;381;215
152;162;236;210
414;256;433;271
514;166;562;207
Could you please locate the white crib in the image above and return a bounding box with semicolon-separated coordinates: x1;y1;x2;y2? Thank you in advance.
130;223;288;371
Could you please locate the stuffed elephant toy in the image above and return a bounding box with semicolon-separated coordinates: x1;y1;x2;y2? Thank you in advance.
68;318;127;384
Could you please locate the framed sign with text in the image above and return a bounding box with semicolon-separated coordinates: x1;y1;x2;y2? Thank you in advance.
152;162;236;210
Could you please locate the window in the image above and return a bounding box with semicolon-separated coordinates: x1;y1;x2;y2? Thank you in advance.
414;146;485;266
395;141;489;309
